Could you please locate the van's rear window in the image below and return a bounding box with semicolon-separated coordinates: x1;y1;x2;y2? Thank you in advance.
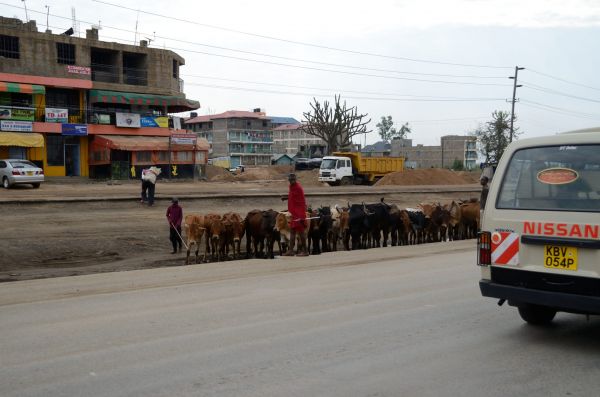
497;144;600;212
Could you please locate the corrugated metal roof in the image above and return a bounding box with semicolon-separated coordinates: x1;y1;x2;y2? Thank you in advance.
270;116;300;125
185;110;270;124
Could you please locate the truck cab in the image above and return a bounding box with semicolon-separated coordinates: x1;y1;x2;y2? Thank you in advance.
318;156;354;186
477;128;600;325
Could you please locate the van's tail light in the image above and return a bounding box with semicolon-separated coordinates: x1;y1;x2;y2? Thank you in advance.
38;170;44;175
12;170;20;175
477;231;491;266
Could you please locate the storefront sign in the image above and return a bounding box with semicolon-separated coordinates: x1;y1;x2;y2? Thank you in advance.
1;120;33;132
140;116;168;128
10;108;34;121
0;107;11;119
45;108;69;123
171;133;197;146
62;123;88;136
116;112;141;128
66;65;91;75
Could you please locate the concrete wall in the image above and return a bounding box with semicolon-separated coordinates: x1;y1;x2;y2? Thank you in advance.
0;18;185;96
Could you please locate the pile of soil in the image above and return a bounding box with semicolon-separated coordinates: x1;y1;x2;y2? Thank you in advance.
375;168;479;186
208;165;326;187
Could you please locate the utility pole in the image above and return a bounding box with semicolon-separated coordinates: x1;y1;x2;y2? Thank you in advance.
508;66;524;142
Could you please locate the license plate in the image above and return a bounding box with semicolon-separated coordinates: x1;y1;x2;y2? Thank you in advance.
544;245;577;271
26;171;33;176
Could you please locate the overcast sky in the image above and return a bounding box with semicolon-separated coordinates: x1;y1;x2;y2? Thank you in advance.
3;0;600;145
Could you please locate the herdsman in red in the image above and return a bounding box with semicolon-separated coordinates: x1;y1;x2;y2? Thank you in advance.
282;173;308;256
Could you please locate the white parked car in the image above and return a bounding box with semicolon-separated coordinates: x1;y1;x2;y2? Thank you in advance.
0;159;45;188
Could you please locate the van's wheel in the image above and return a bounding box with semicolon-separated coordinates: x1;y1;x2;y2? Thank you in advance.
340;177;352;186
518;304;556;325
2;177;10;189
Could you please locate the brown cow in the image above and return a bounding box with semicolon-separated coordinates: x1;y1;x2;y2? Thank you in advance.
222;212;245;259
338;207;350;250
459;200;480;239
245;209;281;259
446;201;462;240
204;213;225;261
275;211;293;253
184;214;205;265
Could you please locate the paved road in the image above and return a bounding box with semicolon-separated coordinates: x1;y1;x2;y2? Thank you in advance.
2;242;598;397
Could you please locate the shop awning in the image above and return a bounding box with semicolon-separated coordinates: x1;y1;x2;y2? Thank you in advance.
0;132;44;147
89;90;200;111
94;135;207;151
0;82;45;95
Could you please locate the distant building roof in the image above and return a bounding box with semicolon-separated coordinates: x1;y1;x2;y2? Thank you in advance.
270;116;300;125
362;141;391;152
273;123;303;131
272;153;294;161
185;110;270;124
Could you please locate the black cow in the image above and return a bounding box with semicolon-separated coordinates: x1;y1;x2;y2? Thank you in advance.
245;209;281;259
406;209;428;245
365;199;392;248
348;203;371;250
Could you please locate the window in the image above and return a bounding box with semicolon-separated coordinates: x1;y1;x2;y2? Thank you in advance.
172;59;178;78
136;151;152;163
0;35;19;59
174;151;192;161
497;145;600;212
56;43;76;64
47;135;65;166
157;151;169;162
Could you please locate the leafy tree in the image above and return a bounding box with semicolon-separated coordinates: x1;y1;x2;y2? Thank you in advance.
376;116;397;142
301;95;371;154
376;116;412;142
396;122;412;140
474;110;519;164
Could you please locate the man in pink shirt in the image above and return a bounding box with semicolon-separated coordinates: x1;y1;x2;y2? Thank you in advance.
166;197;183;254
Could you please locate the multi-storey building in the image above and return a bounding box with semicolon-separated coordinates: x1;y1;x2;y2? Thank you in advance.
391;135;478;169
185;110;273;167
272;123;327;157
0;17;204;179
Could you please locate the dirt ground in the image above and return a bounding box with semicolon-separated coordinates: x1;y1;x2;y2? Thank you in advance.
0;167;481;282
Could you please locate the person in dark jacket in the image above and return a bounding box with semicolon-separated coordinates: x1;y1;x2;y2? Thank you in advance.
480;176;490;210
166;197;183;254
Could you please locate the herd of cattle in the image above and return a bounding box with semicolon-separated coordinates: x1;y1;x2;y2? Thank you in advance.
182;198;481;265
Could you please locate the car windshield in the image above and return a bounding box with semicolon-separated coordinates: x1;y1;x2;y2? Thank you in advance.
10;160;37;168
496;144;600;212
320;159;337;169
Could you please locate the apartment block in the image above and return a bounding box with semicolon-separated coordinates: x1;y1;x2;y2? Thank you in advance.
185;110;273;167
0;17;203;179
272;123;327;156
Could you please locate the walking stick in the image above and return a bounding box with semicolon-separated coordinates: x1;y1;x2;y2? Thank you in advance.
170;222;189;250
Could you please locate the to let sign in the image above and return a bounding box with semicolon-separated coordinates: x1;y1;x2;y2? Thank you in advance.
171;133;197;146
66;65;91;75
45;108;69;123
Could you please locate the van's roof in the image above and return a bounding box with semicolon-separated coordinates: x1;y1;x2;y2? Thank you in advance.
508;129;600;150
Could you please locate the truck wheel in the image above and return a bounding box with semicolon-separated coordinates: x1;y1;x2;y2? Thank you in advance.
517;304;556;325
340;177;352;186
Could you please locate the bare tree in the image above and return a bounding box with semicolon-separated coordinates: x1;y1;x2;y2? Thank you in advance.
301;95;371;154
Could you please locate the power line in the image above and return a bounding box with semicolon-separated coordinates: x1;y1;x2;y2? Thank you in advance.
521;100;600;120
183;74;506;100
3;3;511;82
527;68;600;92
186;82;507;102
91;0;513;70
521;81;600;103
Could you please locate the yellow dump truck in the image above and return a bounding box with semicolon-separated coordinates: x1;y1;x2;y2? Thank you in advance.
318;152;404;186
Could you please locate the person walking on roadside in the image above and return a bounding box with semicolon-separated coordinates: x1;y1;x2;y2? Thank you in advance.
281;173;308;256
166;197;183;254
141;166;160;206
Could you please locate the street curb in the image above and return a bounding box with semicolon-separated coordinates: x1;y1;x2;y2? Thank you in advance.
0;186;481;205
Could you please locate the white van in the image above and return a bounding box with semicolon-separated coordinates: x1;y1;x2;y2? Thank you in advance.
477;128;600;325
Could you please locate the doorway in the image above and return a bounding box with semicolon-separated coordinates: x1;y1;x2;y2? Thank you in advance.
64;144;80;176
